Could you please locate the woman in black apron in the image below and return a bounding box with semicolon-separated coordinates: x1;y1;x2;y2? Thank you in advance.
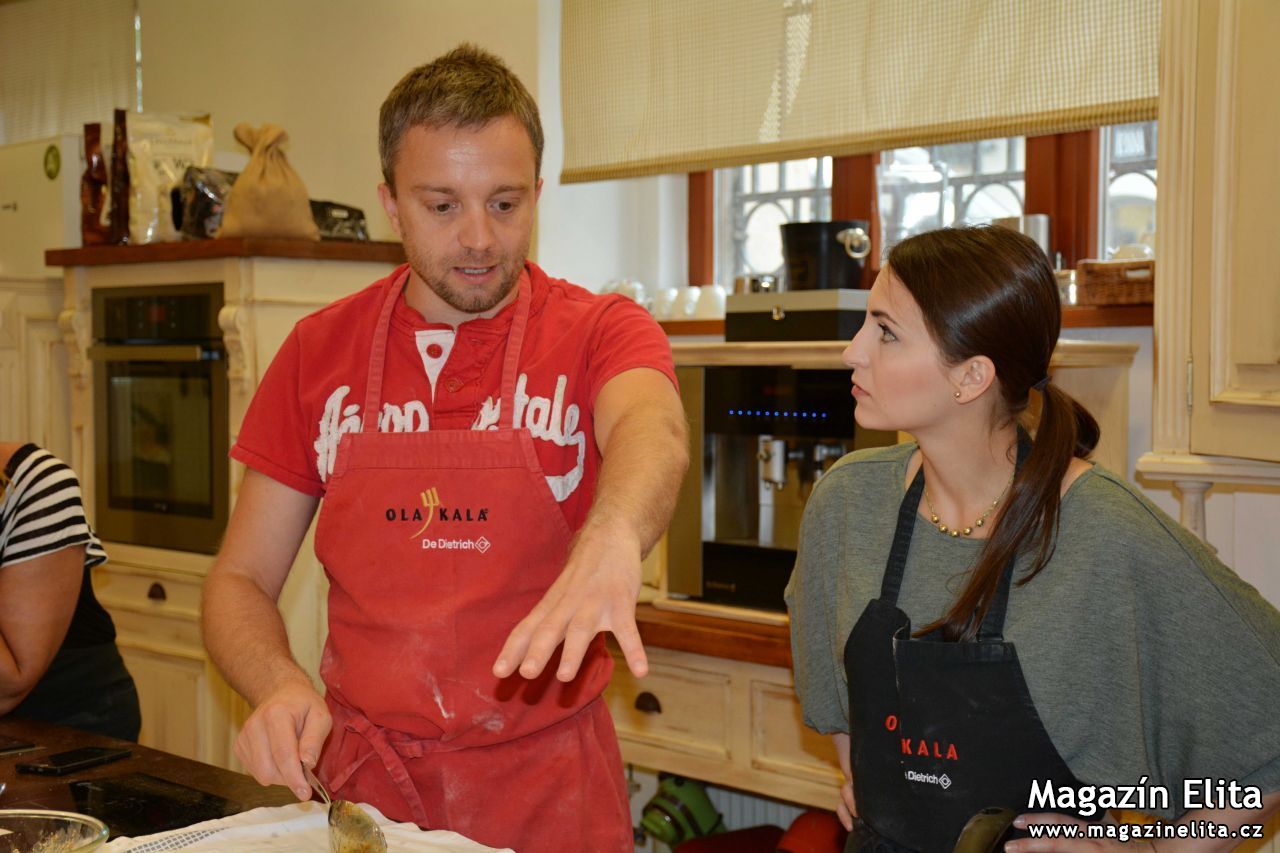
786;226;1280;851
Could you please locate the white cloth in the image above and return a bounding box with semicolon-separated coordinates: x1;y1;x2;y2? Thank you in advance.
102;801;512;852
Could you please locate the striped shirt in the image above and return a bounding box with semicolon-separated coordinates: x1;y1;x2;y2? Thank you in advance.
1;444;107;570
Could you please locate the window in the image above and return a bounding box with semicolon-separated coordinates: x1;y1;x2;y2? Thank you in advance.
697;124;1152;291
878;138;1025;249
1099;120;1157;258
715;157;832;282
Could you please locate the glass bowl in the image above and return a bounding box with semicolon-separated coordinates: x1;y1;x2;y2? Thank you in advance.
0;810;109;852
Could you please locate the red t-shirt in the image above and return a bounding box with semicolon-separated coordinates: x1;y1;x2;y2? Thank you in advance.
231;261;677;531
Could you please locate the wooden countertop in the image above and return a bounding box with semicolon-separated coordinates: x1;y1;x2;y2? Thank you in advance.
667;338;1137;369
633;603;793;669
45;238;406;267
0;718;293;820
661;303;1152;335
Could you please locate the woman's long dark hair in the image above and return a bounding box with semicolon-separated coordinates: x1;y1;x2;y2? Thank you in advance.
888;226;1100;642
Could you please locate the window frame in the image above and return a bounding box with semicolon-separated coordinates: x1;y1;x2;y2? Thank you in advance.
687;130;1101;289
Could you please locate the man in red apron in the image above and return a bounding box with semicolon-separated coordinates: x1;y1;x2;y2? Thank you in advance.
203;45;688;852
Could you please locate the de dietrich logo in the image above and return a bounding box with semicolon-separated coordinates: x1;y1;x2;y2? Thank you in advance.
384;487;491;537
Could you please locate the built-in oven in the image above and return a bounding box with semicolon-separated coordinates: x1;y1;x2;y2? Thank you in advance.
89;283;228;554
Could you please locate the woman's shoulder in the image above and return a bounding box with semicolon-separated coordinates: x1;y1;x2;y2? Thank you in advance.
1062;466;1243;583
1069;467;1194;540
1062;466;1280;664
2;443;51;483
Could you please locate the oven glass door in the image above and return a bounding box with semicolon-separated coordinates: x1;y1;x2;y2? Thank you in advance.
93;347;228;554
106;360;215;517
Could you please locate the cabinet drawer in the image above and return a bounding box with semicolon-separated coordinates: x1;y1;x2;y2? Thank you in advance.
94;564;203;617
95;564;204;655
750;677;842;786
605;653;731;760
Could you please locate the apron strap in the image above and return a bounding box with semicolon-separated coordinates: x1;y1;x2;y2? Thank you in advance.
880;466;926;603
330;712;433;828
360;268;410;433
497;272;532;419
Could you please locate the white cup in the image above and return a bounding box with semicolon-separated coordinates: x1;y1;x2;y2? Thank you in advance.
616;279;648;308
672;286;702;319
651;286;680;319
694;284;727;319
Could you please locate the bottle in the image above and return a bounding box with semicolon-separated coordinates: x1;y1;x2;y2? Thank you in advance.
108;109;130;245
80;123;110;246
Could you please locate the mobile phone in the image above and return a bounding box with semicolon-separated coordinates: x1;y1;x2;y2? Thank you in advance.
0;734;37;756
16;746;131;776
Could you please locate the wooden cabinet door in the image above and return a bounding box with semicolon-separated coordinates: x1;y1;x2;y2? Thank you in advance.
1189;0;1280;462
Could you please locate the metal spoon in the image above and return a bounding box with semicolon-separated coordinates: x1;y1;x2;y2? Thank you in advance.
302;764;388;853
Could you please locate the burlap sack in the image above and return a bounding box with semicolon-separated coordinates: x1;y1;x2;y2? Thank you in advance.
218;123;319;240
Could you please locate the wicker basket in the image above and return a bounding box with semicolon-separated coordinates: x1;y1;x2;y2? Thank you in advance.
1075;260;1155;305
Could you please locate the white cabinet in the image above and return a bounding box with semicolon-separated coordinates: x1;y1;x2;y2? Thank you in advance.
91;544;247;765
1137;0;1280;535
606;646;842;810
55;242;401;767
0;278;71;457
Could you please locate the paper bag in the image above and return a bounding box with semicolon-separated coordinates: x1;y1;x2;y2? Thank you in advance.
218;123;318;240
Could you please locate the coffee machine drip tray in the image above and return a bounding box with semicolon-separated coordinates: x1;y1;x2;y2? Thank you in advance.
700;541;794;612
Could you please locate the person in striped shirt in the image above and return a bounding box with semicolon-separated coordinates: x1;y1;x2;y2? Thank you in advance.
0;442;139;740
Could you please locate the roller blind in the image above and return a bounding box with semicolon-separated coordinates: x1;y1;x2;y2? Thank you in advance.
560;0;1160;183
0;0;137;145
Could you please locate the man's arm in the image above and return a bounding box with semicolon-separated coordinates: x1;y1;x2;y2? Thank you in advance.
493;366;688;682
202;468;323;800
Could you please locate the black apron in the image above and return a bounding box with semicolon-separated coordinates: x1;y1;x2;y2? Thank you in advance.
843;440;1097;852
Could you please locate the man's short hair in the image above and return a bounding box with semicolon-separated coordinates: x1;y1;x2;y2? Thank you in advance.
378;43;544;189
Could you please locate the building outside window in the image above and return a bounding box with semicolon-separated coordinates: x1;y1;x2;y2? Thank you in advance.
715;139;1024;282
1100;120;1158;259
714;157;832;283
713;123;1156;284
876;137;1025;250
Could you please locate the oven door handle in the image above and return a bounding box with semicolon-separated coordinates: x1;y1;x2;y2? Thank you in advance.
87;344;223;362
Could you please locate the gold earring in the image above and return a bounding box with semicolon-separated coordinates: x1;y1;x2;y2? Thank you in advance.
953;391;961;399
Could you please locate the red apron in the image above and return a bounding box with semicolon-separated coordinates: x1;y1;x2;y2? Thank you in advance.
312;269;631;852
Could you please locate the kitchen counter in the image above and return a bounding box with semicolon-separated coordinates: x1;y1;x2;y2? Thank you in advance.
660;304;1152;336
632;603;792;668
0;718;293;832
668;337;1137;369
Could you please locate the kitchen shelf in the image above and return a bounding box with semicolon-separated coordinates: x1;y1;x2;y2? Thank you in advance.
660;303;1151;337
45;237;406;267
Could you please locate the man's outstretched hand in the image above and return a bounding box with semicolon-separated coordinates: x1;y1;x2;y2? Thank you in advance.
492;522;648;682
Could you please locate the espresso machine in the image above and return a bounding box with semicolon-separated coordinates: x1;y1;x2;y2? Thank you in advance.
665;364;895;613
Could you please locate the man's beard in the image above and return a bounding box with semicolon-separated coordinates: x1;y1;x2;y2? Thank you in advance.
408;245;527;315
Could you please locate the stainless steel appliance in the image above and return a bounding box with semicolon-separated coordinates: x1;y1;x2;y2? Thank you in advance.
666;365;895;612
89;283;228;554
